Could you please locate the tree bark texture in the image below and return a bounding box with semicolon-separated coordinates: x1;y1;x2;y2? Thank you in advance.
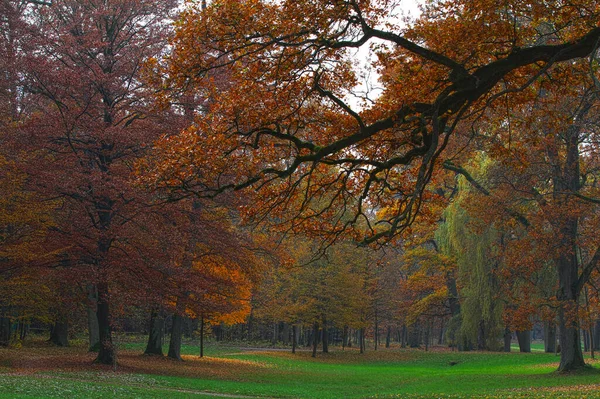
50;320;69;347
322;316;328;353
386;326;391;348
312;321;318;358
168;313;184;361
544;322;557;353
95;282;115;365
503;328;512;352
200;316;204;358
144;308;164;356
87;286;100;352
292;325;297;354
516;330;531;353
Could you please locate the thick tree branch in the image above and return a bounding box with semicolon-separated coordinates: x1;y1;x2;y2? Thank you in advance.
577;246;600;295
442;160;530;228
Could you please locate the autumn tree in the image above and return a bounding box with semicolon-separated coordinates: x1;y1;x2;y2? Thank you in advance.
0;0;60;346
146;0;599;240
156;200;261;361
253;237;372;356
143;0;600;370
435;168;507;351
8;0;179;364
452;75;600;369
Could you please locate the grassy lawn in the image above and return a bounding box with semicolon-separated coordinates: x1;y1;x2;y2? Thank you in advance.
1;339;600;398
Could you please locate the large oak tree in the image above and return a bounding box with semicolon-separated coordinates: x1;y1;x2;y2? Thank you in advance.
147;0;600;371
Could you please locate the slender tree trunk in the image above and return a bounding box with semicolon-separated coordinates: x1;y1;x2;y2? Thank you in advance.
425;321;431;351
322;316;328;353
19;321;28;340
95;281;114;364
544;321;556;353
168;313;184;361
292;325;297;354
246;310;253;341
477;320;485;350
0;315;11;347
594;320;600;351
312;322;318;358
144;308;164;356
516;330;531;353
584;287;595;359
438;319;445;345
359;327;365;353
282;323;290;345
386;326;391;348
400;325;406;348
374;317;378;351
272;322;278;346
590;327;595;359
503;327;512;352
199;316;204;358
87;285;100;352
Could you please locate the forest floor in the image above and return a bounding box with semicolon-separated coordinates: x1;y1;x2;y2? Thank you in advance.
1;338;600;398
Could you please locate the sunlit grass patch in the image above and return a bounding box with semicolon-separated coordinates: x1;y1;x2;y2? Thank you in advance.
239;346;420;364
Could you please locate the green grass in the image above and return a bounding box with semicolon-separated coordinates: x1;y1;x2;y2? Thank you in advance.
1;341;600;398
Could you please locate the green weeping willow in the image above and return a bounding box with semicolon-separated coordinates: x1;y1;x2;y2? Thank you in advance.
437;161;504;351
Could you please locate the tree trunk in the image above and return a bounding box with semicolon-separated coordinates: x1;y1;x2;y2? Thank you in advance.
168;313;184;361
87;285;100;352
347;327;352;348
95;282;114;365
19;322;28;341
408;323;420;348
503;327;512;352
477;320;485;350
551;99;588;372
401;324;407;348
556;254;585;371
144;308;164;356
0;316;11;346
292;325;297;354
584;287;594;359
516;330;531;353
199;316;204;358
374;318;378;351
544;321;556;353
246;311;254;341
438;319;445;345
272;322;278;345
386;326;391;348
322;316;328;353
312;321;318;358
593;320;600;351
50;319;69;347
282;323;290;345
557;312;585;371
359;327;365;353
